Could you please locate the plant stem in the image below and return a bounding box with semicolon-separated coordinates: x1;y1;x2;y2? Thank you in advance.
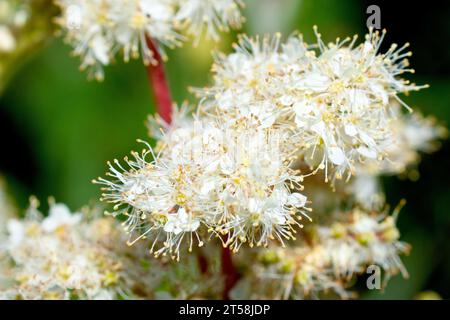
145;36;173;124
221;246;239;299
144;35;239;299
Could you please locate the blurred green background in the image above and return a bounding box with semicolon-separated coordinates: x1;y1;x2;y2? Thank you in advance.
0;0;449;299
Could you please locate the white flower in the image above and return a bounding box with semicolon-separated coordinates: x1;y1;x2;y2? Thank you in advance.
0;204;122;300
355;103;446;176
196;29;429;183
287;193;307;208
66;4;82;30
56;0;244;79
347;174;385;210
327;242;360;278
1;201;219;300
245;206;410;299
163;207;200;234
351;214;379;234
41;203;82;233
6;219;25;248
176;0;244;43
96;113;309;258
318;209;410;278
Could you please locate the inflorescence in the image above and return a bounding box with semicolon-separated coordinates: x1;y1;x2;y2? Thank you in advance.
95;28;445;269
56;0;245;79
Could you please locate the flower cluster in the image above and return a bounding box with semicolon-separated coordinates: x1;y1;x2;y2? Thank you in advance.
233;207;410;299
95;112;310;260
195;28;429;183
0;199;221;299
360;103;446;176
347;103;446;210
0;201;122;299
97;29;444;267
0;0;445;300
56;0;244;79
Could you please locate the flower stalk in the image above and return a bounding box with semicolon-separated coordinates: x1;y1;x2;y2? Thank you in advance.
145;36;173;124
144;35;238;298
221;246;239;299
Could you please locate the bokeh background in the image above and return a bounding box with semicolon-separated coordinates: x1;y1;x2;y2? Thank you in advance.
0;0;449;299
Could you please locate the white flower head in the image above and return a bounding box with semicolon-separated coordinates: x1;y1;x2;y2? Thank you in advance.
6;219;25;248
318;207;410;279
195;28;429;183
241;205;410;299
41;203;82;233
163;207;200;234
1;204;124;299
175;0;244;44
95;114;310;259
56;0;244;79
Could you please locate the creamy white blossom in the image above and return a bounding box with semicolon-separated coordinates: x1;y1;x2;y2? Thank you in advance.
195;28;430;183
346;106;446;209
0;203;125;299
95;113;310;259
56;0;244;79
0;200;222;299
90;27;446;303
355;104;447;176
317;207;410;280
176;0;244;43
95;28;445;264
346;174;385;210
234;206;410;299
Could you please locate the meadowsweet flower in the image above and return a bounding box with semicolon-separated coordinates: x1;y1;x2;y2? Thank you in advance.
234;206;409;299
88;27;444;301
232;247;350;299
195;28;429;182
317;207;410;280
40;202;82;232
56;0;244;79
346;106;446;209
175;0;244;43
346;174;385;210
0;200;222;299
95;114;310;259
356;105;447;176
0;203;125;299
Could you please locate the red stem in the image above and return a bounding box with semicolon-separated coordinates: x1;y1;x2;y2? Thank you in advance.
145;35;239;299
197;253;209;274
221;246;239;300
145;36;173;124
